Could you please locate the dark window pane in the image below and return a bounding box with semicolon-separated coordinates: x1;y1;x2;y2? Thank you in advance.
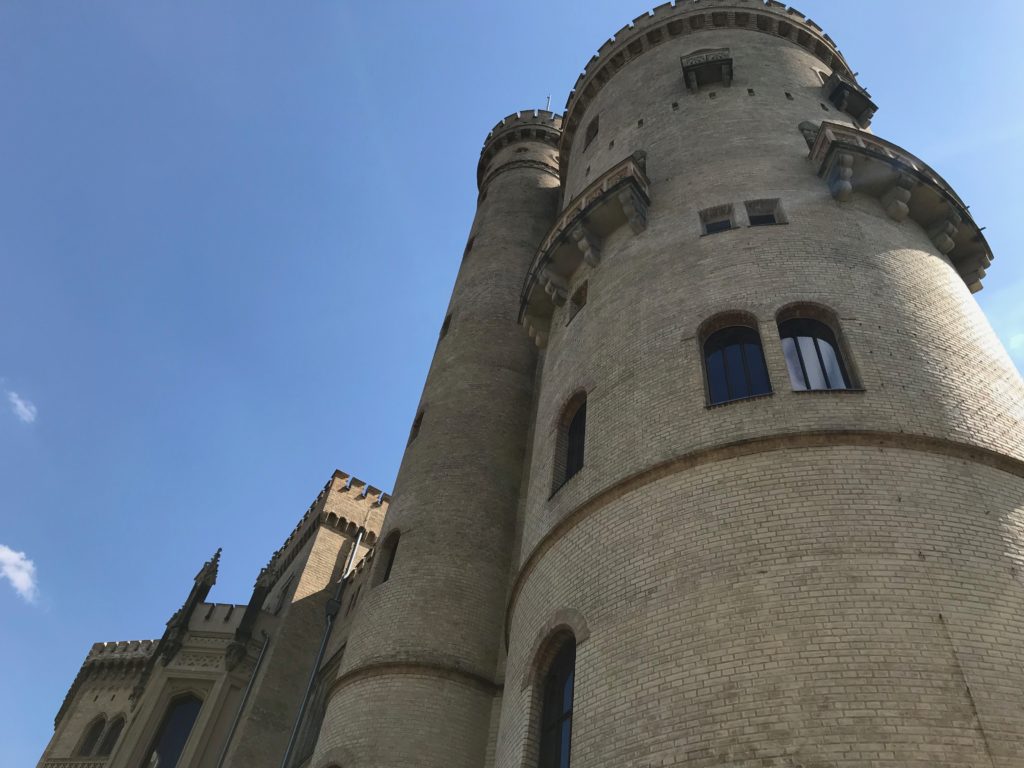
706;349;728;404
748;213;777;226
704;218;732;234
145;695;203;768
565;401;586;480
781;337;806;390
724;342;747;398
539;641;576;768
744;342;771;395
96;717;124;756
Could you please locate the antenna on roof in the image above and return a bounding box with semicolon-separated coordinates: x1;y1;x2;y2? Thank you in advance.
545;95;551;111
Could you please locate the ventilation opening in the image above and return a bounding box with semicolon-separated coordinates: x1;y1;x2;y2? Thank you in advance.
568;282;588;324
785;92;794;101
747;88;755;96
637;118;644;128
700;204;735;235
583;115;599;150
745;198;787;226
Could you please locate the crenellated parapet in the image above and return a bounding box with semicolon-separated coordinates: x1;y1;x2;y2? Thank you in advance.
477;109;562;189
259;469;388;592
559;1;856;175
52;640;157;730
810;121;993;292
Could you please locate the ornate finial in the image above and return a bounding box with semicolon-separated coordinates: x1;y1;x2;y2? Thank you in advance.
195;547;222;587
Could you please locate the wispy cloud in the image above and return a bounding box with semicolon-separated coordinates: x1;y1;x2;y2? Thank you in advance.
0;544;38;603
6;391;37;423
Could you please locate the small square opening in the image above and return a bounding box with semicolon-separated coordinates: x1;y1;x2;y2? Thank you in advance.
700;204;736;235
745;198;787;226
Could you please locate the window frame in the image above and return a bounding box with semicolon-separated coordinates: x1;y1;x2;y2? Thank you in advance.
537;637;577;768
701;322;773;406
777;316;853;392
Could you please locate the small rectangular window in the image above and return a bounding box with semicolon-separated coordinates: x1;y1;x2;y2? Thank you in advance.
568;282;588;324
583;115;599;150
700;204;735;235
745;198;787;226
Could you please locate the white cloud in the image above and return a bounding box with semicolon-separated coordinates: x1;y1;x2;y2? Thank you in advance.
6;391;37;423
0;544;38;603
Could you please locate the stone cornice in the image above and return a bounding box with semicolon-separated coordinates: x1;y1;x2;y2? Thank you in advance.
326;660;502;703
559;1;854;179
504;430;1024;647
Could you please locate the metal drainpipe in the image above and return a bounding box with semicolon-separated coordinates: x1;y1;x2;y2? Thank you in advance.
279;530;364;768
215;629;271;768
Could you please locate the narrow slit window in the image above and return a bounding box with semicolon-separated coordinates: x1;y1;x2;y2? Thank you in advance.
583;115;599;150
408;410;424;444
538;639;576;768
568;282;588;324
376;532;400;585
438;313;452;341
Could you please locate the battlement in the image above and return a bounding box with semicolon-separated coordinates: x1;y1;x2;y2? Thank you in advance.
85;639;158;664
259;469;388;591
478;109;563;188
559;2;853;174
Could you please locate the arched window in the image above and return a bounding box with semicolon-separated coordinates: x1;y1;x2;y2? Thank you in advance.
96;715;125;756
554;394;587;491
703;326;771;404
539;639;576;768
143;693;203;768
778;317;850;391
375;532;400;586
77;715;106;756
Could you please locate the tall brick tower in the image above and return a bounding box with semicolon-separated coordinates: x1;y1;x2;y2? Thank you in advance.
314;3;1024;767
41;4;1023;768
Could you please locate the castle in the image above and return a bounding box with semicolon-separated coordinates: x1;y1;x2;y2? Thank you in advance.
39;3;1024;767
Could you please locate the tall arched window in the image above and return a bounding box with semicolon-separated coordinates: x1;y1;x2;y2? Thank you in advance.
554;393;587;492
539;639;576;768
96;715;125;756
778;317;850;391
77;715;106;757
143;693;203;768
703;326;771;404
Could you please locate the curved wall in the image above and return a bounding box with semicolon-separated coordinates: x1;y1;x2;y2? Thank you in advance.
314;113;561;768
499;6;1024;768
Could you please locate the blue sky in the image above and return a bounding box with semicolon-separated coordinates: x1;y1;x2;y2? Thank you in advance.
1;2;1021;764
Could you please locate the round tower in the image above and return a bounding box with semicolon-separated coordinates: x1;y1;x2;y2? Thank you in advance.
312;110;562;768
496;3;1024;768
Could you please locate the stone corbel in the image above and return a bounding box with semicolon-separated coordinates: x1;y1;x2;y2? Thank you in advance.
880;173;915;221
525;315;550;348
927;211;962;255
617;188;649;234
829;152;855;201
570;223;603;267
541;268;567;306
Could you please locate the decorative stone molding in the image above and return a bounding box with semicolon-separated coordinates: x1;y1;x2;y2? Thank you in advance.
810;121;993;292
822;71;877;127
41;760;108;768
518;152;651;346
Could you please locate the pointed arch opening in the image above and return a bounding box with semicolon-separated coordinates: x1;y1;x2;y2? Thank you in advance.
76;715;106;757
96;714;125;756
143;693;203;768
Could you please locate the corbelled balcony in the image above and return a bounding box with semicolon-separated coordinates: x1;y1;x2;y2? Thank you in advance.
518;153;651;347
821;71;876;127
810;121;992;292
